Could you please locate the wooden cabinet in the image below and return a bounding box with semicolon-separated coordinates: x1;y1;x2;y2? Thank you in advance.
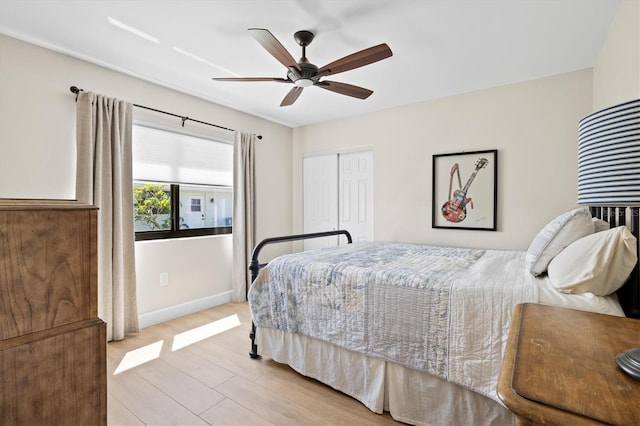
498;303;640;426
0;200;106;425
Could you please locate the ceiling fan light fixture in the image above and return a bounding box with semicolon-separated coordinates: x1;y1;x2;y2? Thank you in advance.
294;78;314;88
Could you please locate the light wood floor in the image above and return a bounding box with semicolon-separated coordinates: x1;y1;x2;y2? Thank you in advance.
107;302;401;425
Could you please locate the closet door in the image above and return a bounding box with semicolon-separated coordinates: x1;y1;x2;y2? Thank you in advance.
303;151;374;250
303;155;338;250
339;151;373;243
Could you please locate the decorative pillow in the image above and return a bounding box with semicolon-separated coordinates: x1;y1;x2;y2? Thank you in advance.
593;218;610;233
526;208;594;276
548;226;637;296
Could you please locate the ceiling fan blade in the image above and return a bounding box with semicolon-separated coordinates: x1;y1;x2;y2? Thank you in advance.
281;87;304;107
249;28;302;72
318;43;392;76
315;81;373;99
212;77;290;82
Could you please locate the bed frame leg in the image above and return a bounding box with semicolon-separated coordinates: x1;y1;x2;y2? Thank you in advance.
249;321;260;359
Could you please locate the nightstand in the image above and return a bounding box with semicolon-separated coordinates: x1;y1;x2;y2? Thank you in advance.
497;303;640;426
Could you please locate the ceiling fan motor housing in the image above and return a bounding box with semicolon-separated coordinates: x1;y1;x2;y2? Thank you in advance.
289;60;319;87
291;61;319;78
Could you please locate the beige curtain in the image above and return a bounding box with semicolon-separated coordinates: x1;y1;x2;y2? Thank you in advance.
232;131;256;302
76;91;139;341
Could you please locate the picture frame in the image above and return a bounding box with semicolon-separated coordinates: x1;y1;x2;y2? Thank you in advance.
432;149;497;231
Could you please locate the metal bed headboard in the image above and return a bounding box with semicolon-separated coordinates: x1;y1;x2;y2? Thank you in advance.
590;206;640;319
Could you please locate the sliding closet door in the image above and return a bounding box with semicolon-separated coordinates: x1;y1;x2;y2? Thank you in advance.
303;151;374;250
303;155;338;250
339;151;373;243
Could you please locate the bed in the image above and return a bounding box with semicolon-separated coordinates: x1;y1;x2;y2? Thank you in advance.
247;206;639;426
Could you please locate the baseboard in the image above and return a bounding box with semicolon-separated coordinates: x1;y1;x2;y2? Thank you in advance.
138;291;233;329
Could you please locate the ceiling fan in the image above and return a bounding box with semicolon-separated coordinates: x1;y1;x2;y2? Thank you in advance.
212;28;393;107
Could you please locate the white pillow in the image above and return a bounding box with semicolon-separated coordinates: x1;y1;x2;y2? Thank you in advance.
548;226;637;296
526;208;595;276
592;217;610;233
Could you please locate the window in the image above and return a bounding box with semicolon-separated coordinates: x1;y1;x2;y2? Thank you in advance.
132;124;233;240
179;184;232;229
133;182;172;232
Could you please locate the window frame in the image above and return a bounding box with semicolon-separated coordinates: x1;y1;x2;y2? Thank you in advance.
134;183;232;241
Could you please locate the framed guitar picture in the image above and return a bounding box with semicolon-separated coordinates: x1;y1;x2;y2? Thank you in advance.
432;149;497;231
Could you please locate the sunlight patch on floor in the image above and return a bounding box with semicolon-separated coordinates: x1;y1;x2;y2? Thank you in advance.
114;340;164;375
171;314;241;351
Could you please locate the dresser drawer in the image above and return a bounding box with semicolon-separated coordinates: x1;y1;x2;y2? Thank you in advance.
0;202;97;340
0;318;106;425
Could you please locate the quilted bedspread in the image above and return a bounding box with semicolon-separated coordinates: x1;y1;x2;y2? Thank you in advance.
248;241;538;401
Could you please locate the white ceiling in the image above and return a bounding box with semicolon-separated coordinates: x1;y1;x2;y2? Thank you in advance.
0;0;620;128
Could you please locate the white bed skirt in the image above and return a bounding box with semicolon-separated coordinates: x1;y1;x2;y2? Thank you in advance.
257;327;514;426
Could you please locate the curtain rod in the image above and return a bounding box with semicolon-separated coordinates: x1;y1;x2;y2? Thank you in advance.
69;86;262;139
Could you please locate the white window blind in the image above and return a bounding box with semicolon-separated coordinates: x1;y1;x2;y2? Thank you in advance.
132;124;233;186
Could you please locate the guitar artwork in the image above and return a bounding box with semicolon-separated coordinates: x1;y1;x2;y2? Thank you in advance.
441;158;489;223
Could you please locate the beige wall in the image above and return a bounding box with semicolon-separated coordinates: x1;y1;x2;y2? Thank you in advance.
293;70;593;251
592;0;640;109
292;1;639;253
0;34;293;324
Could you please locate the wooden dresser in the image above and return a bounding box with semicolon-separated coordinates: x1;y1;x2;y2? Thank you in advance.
498;303;640;426
0;200;106;425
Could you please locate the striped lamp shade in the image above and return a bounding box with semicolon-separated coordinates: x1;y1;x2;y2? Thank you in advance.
578;99;640;205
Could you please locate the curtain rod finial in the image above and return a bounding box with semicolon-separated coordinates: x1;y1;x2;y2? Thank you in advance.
70;86;83;101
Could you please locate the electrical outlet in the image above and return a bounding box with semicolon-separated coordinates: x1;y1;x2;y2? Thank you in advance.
159;272;169;287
